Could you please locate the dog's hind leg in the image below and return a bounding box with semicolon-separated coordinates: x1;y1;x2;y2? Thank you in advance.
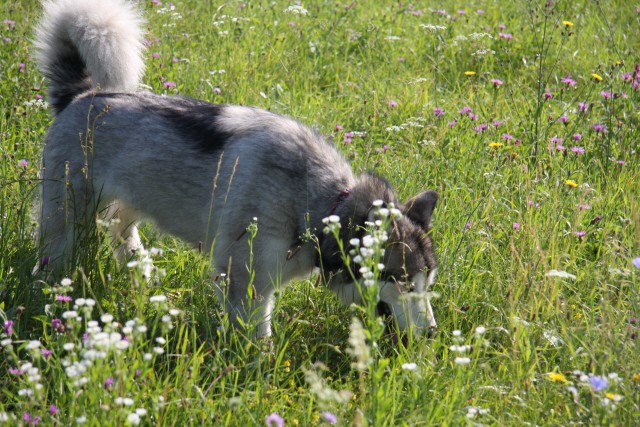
105;202;144;266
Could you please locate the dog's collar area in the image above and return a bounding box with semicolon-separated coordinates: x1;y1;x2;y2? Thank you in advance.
328;188;351;216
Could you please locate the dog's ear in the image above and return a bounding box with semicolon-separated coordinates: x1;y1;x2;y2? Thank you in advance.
403;190;438;228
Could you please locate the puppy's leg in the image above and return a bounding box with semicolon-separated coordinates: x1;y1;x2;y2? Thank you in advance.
105;202;144;266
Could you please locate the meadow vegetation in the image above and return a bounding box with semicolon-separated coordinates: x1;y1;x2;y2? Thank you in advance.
1;0;639;425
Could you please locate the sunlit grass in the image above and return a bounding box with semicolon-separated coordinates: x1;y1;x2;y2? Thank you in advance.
1;0;639;425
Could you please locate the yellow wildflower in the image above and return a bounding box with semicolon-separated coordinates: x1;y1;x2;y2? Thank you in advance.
488;142;503;148
464;71;476;76
632;373;640;382
566;179;578;188
562;20;574;27
605;392;623;402
591;73;603;81
548;372;569;383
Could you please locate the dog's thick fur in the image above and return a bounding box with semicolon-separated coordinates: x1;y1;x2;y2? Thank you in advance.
34;0;439;337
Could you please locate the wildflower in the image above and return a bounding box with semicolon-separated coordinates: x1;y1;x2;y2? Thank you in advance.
545;270;577;280
573;133;582;141
557;115;569;123
454;357;471;365
127;413;141;425
591;73;603;81
562;21;574;27
601;90;612;99
488;142;503;148
51;318;64;333
498;32;513;39
105;377;114;389
512;222;521;230
547;372;569;383
578;102;589;112
490;78;503;86
163;81;176;88
544;91;553;99
433;107;445;116
589;375;609;391
474;124;488;133
561;74;577;87
40;348;53;359
56;295;72;302
502;133;514;141
566;179;578;188
22;413;41;425
592;124;606;133
18;158;28;169
49;405;59;415
402;362;418;371
3;320;13;335
284;5;309;15
346;317;371;371
388;100;398;107
322;412;337;424
493;120;503;127
570;146;585;154
632;257;640;269
574;231;586;237
265;412;284;427
464;71;476;76
464;221;472;230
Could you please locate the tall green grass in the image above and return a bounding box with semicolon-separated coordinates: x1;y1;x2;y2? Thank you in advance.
1;0;639;425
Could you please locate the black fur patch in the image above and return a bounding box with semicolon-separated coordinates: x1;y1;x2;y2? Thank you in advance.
46;49;92;114
149;97;234;154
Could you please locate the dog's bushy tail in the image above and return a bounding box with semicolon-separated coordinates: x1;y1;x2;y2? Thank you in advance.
34;0;145;115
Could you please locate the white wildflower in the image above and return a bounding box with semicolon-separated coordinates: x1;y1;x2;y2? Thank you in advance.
346;317;371;371
284;5;309;15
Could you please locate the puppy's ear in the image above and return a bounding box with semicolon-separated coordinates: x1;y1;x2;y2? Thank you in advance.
403;190;438;228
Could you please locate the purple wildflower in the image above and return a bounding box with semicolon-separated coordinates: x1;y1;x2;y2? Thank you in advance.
473;123;488;133
265;412;284;427
468;113;478;120
561;74;577;87
589;375;609;391
163;81;176;88
632;257;640;269
18;158;28;169
152;52;160;59
574;231;587;237
9;367;22;375
570;146;585;154
601;90;612;99
3;20;16;26
512;222;521;230
51;318;64;333
464;221;472;230
388;100;398;107
557;115;569;123
335;124;343;131
459;107;473;115
322;412;338;424
592;124;607;133
576;204;591;210
433;107;445;116
105;377;114;389
544;91;553;99
573;133;582;141
49;405;59;415
448;120;458;127
3;320;13;335
493;120;503;127
490;78;503;86
56;295;72;302
498;32;513;39
41;348;53;359
616;160;625;165
502;133;514;141
578;102;589;112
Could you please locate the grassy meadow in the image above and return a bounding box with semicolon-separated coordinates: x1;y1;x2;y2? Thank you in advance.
1;0;640;425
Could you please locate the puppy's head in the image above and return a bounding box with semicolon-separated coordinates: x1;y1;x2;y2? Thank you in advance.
376;190;438;336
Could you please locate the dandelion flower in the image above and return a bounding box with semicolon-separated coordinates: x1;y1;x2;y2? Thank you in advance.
566;179;578;188
488;142;503;148
591;73;603;81
464;71;476;76
547;372;568;383
562;20;574;27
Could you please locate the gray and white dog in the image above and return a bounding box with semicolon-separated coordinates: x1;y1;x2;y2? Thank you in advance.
34;0;438;337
